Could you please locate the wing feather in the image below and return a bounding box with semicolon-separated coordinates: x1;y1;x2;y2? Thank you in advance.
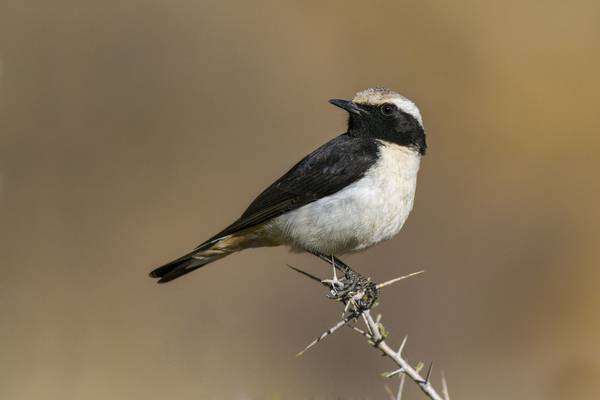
198;134;380;248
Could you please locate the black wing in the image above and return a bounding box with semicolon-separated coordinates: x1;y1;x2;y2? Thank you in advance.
200;133;380;247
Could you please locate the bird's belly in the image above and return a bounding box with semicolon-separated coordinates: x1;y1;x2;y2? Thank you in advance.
269;143;420;255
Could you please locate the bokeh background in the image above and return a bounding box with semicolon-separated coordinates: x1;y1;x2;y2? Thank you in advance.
1;1;600;399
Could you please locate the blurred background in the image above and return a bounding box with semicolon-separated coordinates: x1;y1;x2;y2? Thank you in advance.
1;1;600;399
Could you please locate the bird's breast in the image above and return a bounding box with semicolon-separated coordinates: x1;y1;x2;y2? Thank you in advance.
270;142;421;255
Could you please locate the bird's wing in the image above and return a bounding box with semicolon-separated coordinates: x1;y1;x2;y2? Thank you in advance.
198;134;380;248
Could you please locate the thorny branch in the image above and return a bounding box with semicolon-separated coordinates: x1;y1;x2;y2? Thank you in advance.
288;259;450;400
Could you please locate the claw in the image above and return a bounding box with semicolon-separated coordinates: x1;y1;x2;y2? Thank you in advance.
320;278;344;288
290;254;380;312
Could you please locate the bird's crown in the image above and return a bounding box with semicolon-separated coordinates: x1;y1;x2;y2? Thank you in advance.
353;87;423;127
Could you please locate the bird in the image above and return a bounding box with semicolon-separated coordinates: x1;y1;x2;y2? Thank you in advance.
149;87;426;284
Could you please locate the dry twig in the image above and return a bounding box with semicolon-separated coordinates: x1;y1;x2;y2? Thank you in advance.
288;260;448;400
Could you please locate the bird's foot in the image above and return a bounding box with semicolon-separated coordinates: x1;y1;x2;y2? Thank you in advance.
321;277;345;290
322;262;379;314
306;252;379;314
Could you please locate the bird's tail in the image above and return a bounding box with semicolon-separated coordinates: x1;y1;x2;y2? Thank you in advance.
149;235;245;283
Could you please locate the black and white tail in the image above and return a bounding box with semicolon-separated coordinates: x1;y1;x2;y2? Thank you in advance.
149;237;239;283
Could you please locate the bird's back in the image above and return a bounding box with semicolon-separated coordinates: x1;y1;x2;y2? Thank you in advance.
264;140;422;255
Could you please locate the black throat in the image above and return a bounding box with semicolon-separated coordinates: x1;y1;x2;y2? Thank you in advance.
347;104;427;155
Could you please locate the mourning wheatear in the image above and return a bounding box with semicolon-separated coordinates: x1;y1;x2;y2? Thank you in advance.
150;88;426;283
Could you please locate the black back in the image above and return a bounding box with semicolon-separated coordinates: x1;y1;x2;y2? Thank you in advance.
201;133;381;247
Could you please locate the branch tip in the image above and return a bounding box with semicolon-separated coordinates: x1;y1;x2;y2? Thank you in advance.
296;317;351;356
382;368;405;378
286;264;326;286
397;335;408;356
397;373;407;400
376;270;425;289
441;371;450;400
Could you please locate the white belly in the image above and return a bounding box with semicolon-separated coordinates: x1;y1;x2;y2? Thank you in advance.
268;142;421;255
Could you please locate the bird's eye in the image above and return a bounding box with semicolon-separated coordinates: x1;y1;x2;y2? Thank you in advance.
380;103;396;116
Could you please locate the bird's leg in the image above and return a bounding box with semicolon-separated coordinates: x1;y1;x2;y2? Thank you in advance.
310;252;350;272
310;252;379;313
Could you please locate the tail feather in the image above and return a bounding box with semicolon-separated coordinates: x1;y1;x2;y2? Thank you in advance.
150;253;226;283
150;228;270;283
149;251;195;280
149;236;238;283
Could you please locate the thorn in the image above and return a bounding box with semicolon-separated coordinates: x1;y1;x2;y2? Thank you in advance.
397;335;408;356
396;373;406;400
441;371;450;400
343;301;353;316
382;368;405;378
384;384;395;400
425;362;433;383
361;313;373;336
376;270;425;289
344;298;361;318
349;325;368;337
296;317;351;356
286;264;327;287
376;313;382;326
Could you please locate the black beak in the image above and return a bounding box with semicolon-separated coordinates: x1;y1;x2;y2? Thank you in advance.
329;99;364;115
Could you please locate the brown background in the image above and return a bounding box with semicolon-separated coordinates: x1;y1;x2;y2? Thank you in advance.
1;1;600;399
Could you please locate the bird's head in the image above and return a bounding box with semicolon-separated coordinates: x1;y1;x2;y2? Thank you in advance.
329;88;427;155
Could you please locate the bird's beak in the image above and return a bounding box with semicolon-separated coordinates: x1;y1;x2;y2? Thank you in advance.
329;99;364;115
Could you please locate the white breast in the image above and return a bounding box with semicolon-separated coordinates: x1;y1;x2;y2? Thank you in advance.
268;142;421;255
